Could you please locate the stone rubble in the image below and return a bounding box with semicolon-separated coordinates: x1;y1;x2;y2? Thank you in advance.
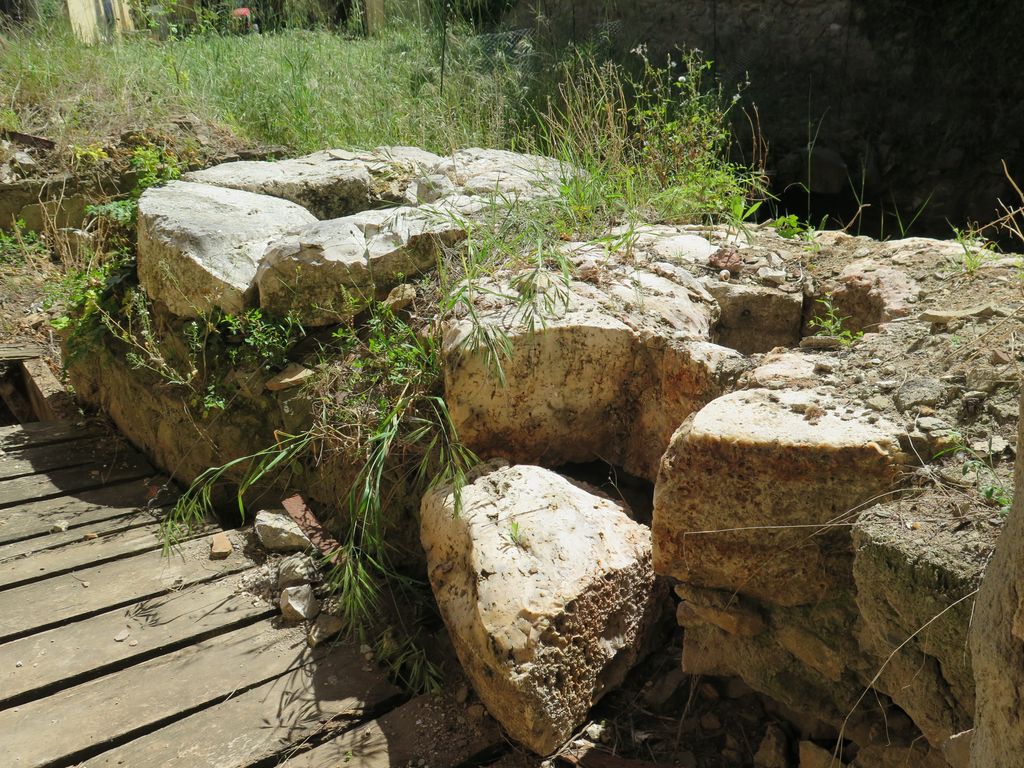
208;532;233;560
279;584;320;622
254;509;312;552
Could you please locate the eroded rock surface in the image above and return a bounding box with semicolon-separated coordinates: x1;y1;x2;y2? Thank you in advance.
443;257;744;481
137;180;316;317
970;396;1024;767
421;462;658;755
654;387;905;605
433;148;563;201
183;146;443;218
258;202;469;324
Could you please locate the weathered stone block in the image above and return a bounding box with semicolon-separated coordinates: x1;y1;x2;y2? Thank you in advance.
137;181;316;317
434;147;562;201
852;509;978;748
653;388;904;605
184;147;438;219
421;462;657;755
444;265;739;481
258;203;467;325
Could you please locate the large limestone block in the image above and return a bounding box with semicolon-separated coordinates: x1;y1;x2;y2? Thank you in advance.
970;393;1024;767
444;263;739;481
136;181;317;317
258;203;467;325
421;462;657;755
653;388;904;605
184;151;372;219
434;148;563;201
824;258;920;333
184;146;443;219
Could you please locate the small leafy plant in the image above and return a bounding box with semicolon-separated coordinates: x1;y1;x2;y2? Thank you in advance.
951;223;997;275
809;294;863;346
507;519;525;548
0;219;48;265
933;432;1012;516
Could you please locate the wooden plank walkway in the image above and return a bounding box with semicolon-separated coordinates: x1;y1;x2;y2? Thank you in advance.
0;418;505;767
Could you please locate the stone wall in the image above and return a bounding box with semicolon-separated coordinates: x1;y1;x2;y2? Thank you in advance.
514;0;1024;240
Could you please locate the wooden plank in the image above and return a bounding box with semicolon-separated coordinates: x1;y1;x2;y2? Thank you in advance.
0;530;251;642
282;693;503;767
0;435;119;480
0;343;45;362
0;521;191;589
0;419;108;450
0;511;161;561
0;452;155;509
80;644;401;768
19;357;75;421
0;478;171;545
1;620;313;768
0;574;272;707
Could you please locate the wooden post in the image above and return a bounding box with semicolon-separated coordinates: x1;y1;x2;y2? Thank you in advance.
362;0;384;35
66;0;135;45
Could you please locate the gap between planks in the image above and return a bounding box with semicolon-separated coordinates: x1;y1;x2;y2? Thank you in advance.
0;478;174;546
0;519;209;590
0;457;157;510
0;570;270;708
0;530;251;643
3;620;316;768
0;435;140;482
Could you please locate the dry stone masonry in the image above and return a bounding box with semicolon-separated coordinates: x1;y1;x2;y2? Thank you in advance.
71;145;1024;764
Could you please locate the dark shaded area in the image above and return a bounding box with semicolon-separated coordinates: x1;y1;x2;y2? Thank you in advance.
556;460;654;526
715;1;1024;241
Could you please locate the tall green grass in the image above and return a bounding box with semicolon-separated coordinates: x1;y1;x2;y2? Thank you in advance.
0;21;526;153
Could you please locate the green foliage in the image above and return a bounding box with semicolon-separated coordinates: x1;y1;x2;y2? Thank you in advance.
130;143;182;192
215;308;306;371
84;200;136;227
507;519;524;548
951;223;998;275
772;214;810;240
808;294;863;346
933;432;1012;516
165;303;476;692
532;48;760;234
0;220;48;265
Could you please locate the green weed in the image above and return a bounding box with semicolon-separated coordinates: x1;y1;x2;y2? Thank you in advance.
809;294;863;346
531;49;761;234
0;220;48;265
164;303;476;692
507;519;525;548
933;432;1013;516
951;223;998;275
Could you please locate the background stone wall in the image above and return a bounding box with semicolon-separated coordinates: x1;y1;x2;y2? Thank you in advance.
514;0;1024;240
